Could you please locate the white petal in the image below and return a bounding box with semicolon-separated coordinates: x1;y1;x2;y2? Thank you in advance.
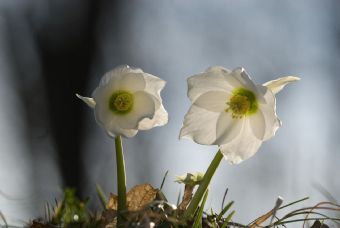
194;91;229;112
215;112;243;145
92;79;118;104
105;125;138;138
93;105;135;138
97;65;145;95
259;87;282;140
249;111;266;140
99;65;143;87
92;85;113;128
116;91;155;129
263;76;300;95
231;67;257;89
206;66;232;74
138;104;168;130
76;94;96;108
179;105;220;145
120;129;138;137
219;118;263;164
93;98;115;131
137;72;168;130
119;73;146;92
99;67;124;88
187;66;238;102
143;73;166;97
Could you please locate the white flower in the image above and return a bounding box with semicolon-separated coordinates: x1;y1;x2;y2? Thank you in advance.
179;66;300;164
77;65;168;138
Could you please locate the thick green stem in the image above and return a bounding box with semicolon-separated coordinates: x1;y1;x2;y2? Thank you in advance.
115;136;127;226
184;150;223;218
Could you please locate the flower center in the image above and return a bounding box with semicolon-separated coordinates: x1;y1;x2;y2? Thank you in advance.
226;88;258;118
109;90;134;114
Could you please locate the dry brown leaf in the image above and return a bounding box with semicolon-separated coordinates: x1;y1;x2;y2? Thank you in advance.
107;193;118;210
127;183;158;211
107;183;158;211
250;196;283;228
249;209;274;228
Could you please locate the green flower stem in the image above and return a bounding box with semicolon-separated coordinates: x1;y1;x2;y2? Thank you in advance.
115;136;127;225
184;150;223;218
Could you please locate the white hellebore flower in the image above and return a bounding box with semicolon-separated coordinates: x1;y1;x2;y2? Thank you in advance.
179;66;300;164
77;65;168;138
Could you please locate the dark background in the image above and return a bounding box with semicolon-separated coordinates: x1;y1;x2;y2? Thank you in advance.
0;0;339;225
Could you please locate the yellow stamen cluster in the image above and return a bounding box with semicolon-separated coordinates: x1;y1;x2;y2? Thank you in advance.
226;95;250;118
109;90;134;114
225;88;258;118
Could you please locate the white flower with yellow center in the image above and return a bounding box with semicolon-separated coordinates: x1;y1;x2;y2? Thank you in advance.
179;66;300;164
77;65;168;137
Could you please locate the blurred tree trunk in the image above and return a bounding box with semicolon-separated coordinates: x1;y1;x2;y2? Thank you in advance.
36;0;104;196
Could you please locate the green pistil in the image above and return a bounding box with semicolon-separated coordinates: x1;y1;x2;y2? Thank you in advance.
226;88;258;118
109;90;134;114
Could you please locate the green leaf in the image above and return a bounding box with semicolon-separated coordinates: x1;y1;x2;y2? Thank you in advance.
217;201;234;221
192;189;209;228
279;197;309;210
160;170;169;190
221;210;235;228
96;184;107;209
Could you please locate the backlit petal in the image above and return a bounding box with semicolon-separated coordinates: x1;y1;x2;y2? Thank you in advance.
99;65;143;87
119;73;146;92
220;118;262;164
143;73;166;98
179;105;220;145
207;66;243;89
259;88;282;140
97;65;145;95
194;91;229;112
93;93;111;125
249;111;266;140
76;94;96;108
231;67;257;89
138;103;168;130
106;125;138;138
187;66;237;102
99;66;124;88
215;112;243;145
136;72;168;130
263;76;300;95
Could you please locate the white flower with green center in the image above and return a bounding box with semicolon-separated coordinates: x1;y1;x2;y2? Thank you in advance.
180;66;300;164
77;65;168;137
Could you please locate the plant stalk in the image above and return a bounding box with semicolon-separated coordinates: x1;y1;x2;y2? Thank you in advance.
115;136;127;226
184;150;223;218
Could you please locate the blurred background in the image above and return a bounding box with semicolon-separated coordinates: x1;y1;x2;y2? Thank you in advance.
0;0;339;226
